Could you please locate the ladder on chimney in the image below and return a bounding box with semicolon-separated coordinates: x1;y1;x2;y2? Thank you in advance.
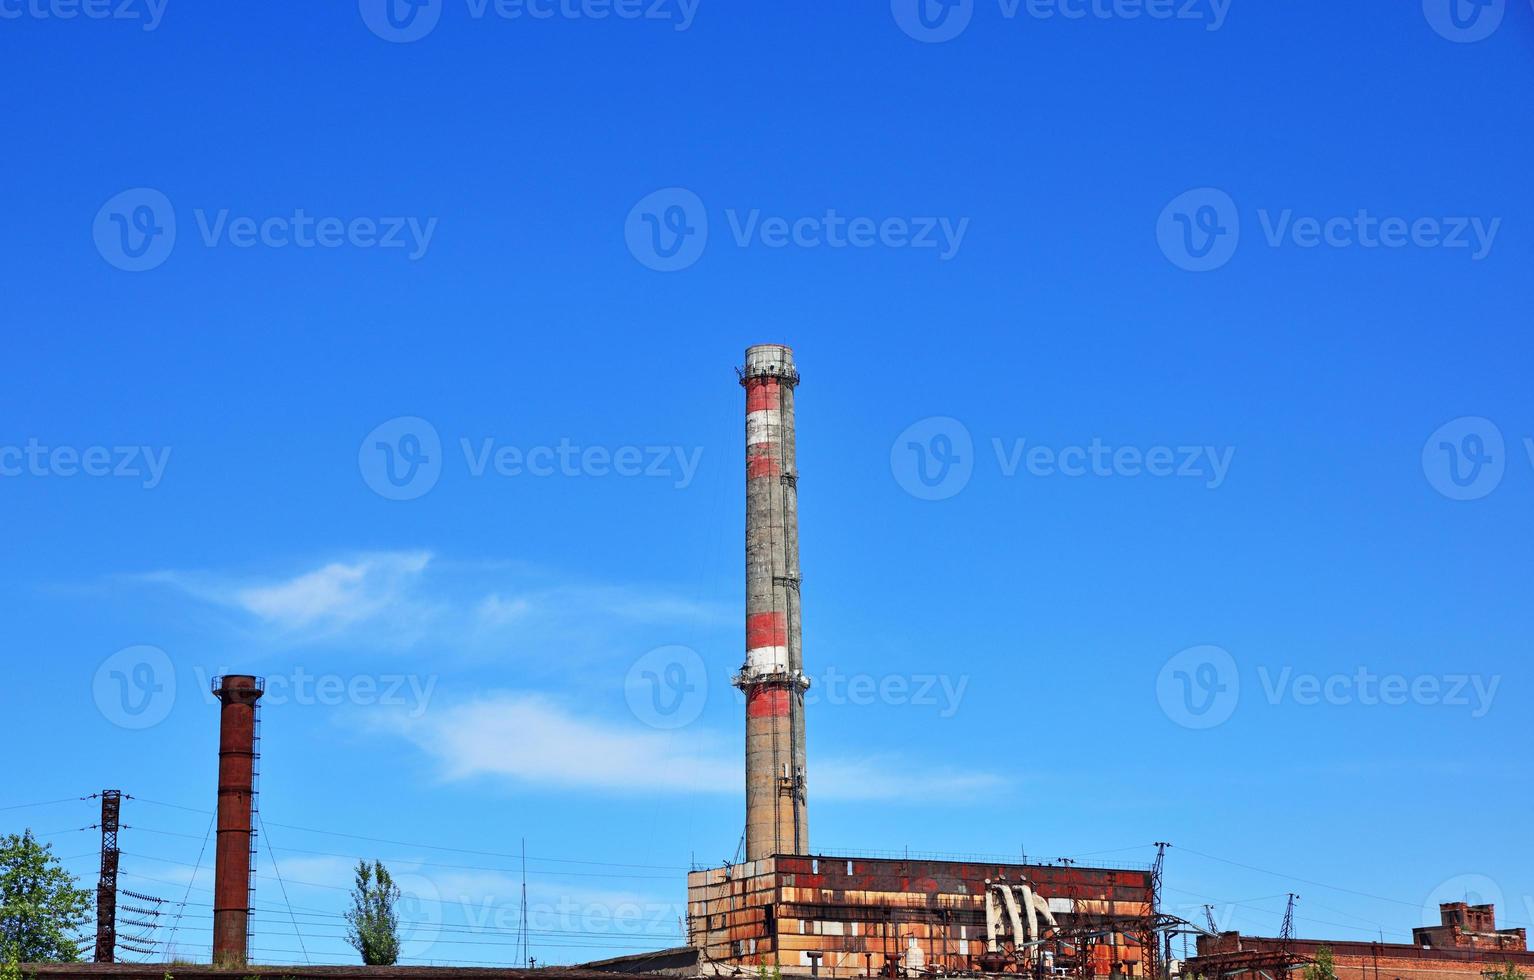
247;698;262;963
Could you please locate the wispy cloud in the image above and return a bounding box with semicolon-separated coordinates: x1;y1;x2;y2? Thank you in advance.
132;551;731;660
127;551;1003;805
233;552;431;630
377;692;1005;803
384;692;734;793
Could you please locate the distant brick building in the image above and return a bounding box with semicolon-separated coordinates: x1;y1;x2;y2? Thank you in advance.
1414;904;1528;953
1187;905;1531;980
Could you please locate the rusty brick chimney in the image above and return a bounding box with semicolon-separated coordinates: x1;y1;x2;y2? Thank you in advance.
211;675;263;967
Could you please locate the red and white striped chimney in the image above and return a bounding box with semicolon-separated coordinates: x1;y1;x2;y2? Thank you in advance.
736;344;808;862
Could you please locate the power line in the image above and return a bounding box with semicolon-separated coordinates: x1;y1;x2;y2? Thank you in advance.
130;799;687;871
257;812;310;966
0;796;90;813
1178;845;1534;931
165;815;213;960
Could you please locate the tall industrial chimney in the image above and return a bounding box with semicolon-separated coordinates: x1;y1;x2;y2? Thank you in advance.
735;344;809;862
212;675;264;968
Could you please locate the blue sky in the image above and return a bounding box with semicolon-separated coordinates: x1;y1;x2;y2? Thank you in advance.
3;0;1532;968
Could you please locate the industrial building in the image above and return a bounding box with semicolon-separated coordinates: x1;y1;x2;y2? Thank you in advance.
687;855;1155;976
679;346;1160;977
26;346;1530;980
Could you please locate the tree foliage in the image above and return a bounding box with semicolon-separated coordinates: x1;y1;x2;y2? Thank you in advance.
1303;946;1338;980
344;860;401;966
1482;964;1528;980
0;831;92;963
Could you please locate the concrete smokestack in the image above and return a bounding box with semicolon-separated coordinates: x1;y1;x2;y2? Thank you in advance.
212;675;263;968
735;344;809;862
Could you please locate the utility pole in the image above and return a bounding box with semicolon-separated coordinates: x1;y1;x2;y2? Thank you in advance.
518;838;529;968
93;791;123;963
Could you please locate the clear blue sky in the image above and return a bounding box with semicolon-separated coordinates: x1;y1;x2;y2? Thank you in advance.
3;0;1532;968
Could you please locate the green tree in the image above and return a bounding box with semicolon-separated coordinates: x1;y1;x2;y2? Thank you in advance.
344;861;401;966
1302;946;1337;980
1482;964;1527;980
0;831;92;963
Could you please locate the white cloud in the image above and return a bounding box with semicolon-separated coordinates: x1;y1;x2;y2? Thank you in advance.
474;593;532;628
386;693;734;794
136;551;730;659
234;552;432;629
814;758;1008;800
380;692;1005;803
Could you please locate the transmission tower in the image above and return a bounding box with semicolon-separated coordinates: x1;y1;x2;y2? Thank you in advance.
1146;843;1172;980
92;791;123;963
1279;894;1299;948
